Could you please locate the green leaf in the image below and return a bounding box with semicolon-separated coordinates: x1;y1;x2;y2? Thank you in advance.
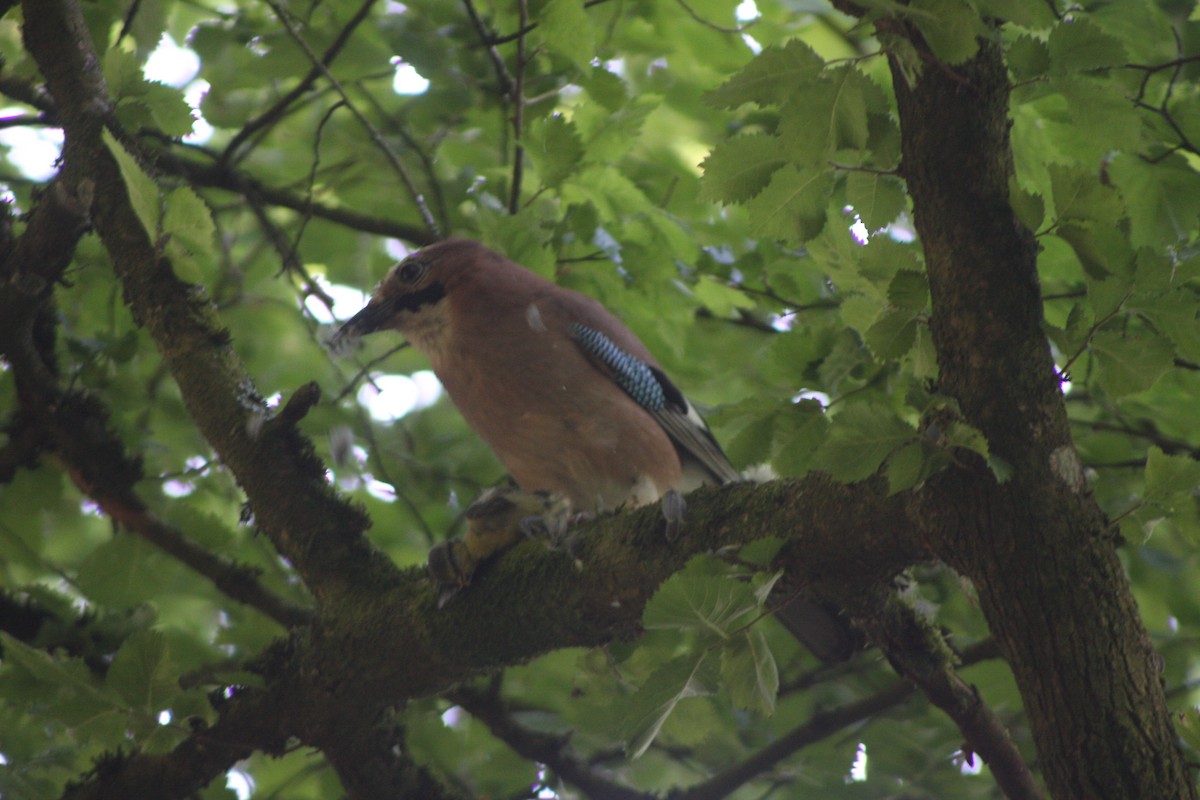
644;558;759;636
537;0;594;70
886;440;927;494
911;324;938;378
744;164;832;242
106;630;180;712
0;633;117;702
1047;17;1128;74
974;0;1057;29
943;420;990;461
1048;163;1124;226
704;39;825;108
778;66;880;157
102;128;160;242
693;275;753;317
580;66;628;111
1108;153;1200;248
525;114;584;189
909;0;985;65
772;399;831;477
139;82;196;138
865;309;917;360
699;134;785;204
1008;35;1050;82
888;270;929;312
846;171;906;232
163;186;216;283
1091;331;1174;397
623;652;719;758
1141;292;1200;362
1144;447;1200;506
817;403;917;482
721;629;778;715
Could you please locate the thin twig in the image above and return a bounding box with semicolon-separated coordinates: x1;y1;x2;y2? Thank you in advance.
224;0;377;163
508;0;529;214
263;0;440;238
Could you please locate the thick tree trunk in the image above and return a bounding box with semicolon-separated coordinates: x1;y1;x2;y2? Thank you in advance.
886;31;1195;800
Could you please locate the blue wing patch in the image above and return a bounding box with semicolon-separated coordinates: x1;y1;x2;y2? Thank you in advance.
570;324;667;412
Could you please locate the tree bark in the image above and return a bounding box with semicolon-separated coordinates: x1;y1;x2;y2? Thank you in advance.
885;29;1196;800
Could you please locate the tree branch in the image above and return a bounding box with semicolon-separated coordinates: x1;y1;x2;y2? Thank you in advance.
448;683;650;800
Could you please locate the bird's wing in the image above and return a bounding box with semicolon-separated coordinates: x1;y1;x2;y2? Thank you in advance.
566;319;739;486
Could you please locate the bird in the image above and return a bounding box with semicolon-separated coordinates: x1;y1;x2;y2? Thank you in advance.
428;486;572;607
333;239;857;661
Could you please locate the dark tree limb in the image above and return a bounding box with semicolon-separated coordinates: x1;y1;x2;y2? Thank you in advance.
448;683;650;800
869;16;1196;800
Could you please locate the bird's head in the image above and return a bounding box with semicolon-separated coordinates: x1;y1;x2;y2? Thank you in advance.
331;239;486;349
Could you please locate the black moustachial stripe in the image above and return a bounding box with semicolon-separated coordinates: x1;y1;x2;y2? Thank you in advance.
395;281;445;314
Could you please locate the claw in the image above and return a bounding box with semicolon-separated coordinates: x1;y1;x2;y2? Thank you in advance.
661;489;686;541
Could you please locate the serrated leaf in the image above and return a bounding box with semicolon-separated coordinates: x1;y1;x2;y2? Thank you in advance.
1047;17;1128;74
725;408;778;468
779;66;878;157
721;629;778;715
1048;164;1124;226
1008;35;1050;82
975;0;1057;29
693;275;753;317
1108;153;1200;248
704;40;825;108
1087;276;1132;319
846;171;906;231
139;82;196;137
1142;293;1200;362
537;0;594;70
106;630;180;712
1091;331;1174;397
909;0;985;64
886;441;927;494
911;324;938;378
0;633;117;701
865;309;917;360
525;114;584;189
102;128;160;242
1057;223;1135;279
943;420;989;459
1144;447;1200;505
623;652;719;758
744;164;832;242
1177;707;1200;754
163;186;215;254
772;400;830;477
818;404;917;482
163;186;215;283
644;560;759;636
580;65;627;111
738;539;786;568
699;134;785;204
888;270;929;311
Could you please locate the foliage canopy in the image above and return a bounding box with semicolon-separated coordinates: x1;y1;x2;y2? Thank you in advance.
1;0;1199;798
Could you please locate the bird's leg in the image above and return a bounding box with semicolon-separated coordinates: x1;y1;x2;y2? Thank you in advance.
661;489;686;541
428;487;572;604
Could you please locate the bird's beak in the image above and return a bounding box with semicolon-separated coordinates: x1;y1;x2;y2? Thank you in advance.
334;298;392;339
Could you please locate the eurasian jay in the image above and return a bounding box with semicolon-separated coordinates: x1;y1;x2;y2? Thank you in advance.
333;239;738;512
334;239;856;661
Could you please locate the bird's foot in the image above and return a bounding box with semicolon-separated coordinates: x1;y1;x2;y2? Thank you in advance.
661;489;686;541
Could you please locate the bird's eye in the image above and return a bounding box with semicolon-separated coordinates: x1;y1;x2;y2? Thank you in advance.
397;260;425;284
